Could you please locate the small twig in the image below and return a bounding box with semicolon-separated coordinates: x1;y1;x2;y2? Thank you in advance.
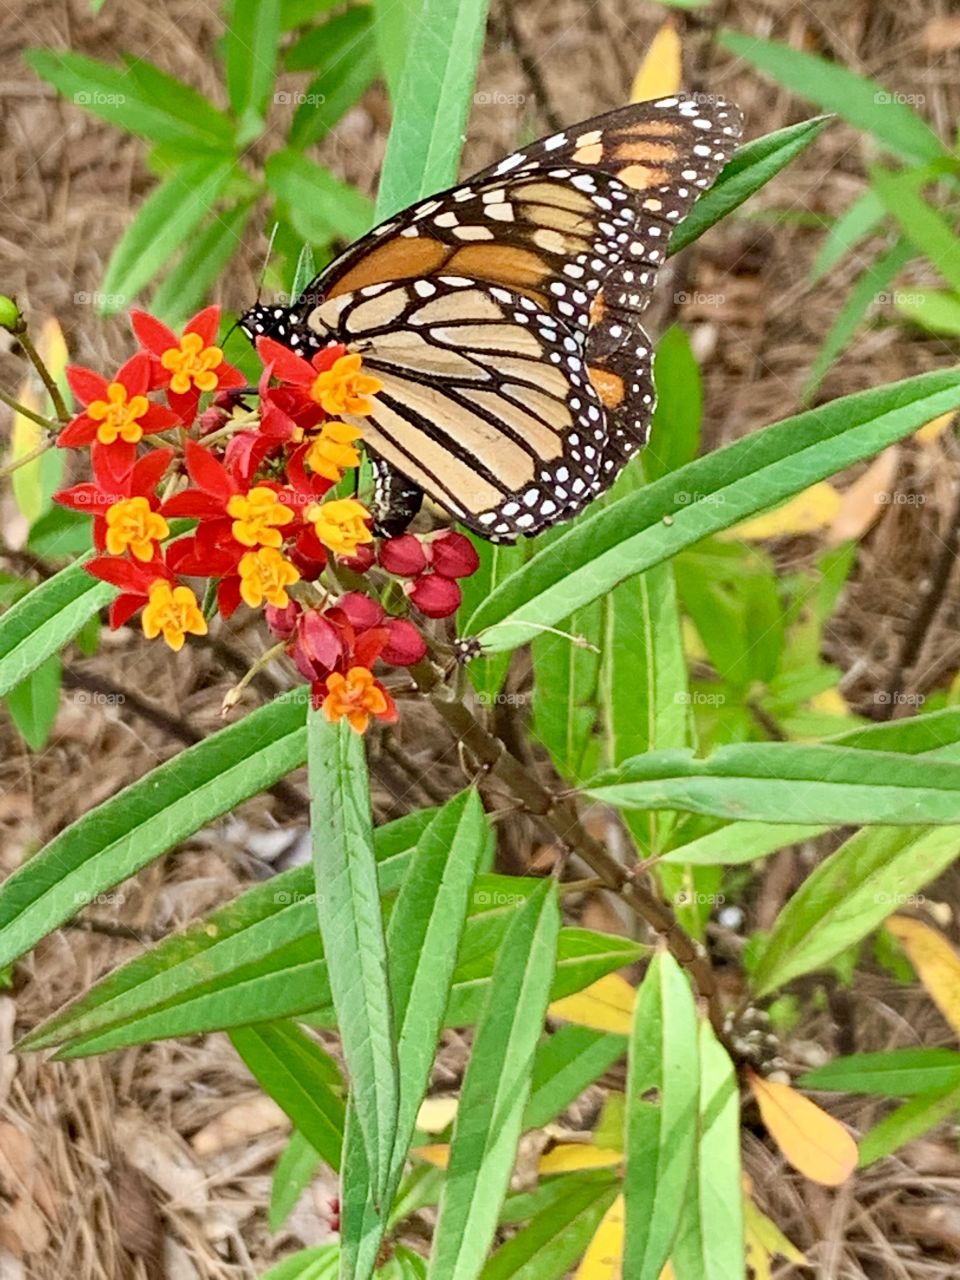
410;659;725;1035
221;640;287;715
0;384;59;433
14;323;70;423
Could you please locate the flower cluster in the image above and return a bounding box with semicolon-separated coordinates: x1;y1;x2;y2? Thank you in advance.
54;306;479;731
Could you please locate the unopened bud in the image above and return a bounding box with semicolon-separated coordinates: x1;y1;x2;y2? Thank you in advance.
0;295;23;333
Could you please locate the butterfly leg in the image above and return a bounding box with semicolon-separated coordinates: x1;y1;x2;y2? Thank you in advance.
369;454;425;538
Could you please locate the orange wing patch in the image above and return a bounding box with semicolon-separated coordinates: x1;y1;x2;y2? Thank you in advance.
330;237;452;298
589;365;625;408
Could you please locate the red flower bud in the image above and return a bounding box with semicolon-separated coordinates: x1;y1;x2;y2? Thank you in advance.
409;573;461;618
427;531;480;579
341;543;375;573
293;610;342;679
379;534;428;577
265;599;301;640
337;591;384;631
381;618;427;666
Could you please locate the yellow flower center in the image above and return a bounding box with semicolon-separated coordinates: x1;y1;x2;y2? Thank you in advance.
104;497;169;562
141;581;207;652
226;486;295;548
237;547;301;609
160;331;224;395
323;667;387;734
304;419;363;482
87;382;150;445
310;353;382;416
306;497;373;556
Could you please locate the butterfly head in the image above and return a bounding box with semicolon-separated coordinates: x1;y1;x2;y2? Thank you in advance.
239;301;325;357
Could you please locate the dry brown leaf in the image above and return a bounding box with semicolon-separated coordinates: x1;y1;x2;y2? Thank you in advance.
116;1113;207;1210
0;1123;54;1258
826;446;901;545
887;915;960;1038
191;1096;289;1158
923;16;960;52
748;1071;858;1186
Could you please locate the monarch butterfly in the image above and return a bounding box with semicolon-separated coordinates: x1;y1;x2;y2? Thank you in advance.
241;94;743;542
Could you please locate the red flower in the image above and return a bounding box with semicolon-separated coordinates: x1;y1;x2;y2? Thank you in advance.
58;353;179;482
54;447;174;559
428;531;480;579
132;306;244;425
408;573;462;618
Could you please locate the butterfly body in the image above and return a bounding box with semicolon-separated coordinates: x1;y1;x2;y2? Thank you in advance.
242;95;743;541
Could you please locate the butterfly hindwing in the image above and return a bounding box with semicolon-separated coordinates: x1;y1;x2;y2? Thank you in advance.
306;276;606;540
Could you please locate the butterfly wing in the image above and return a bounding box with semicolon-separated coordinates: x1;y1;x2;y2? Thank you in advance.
239;95;743;539
309;277;606;540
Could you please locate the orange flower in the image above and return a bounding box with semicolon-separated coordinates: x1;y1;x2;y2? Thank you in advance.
304;419;363;482
311;353;382;416
141;581;207;651
160;330;225;395
323;666;390;733
104;496;169;561
226;486;295;548
238;546;301;609
307;497;373;557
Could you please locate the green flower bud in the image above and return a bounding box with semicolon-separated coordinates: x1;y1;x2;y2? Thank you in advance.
0;295;22;333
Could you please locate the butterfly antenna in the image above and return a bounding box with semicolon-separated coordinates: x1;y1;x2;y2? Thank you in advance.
256;222;281;304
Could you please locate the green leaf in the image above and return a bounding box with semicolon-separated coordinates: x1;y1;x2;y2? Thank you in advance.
373;0;421;100
717;33;946;164
810;189;886;283
479;1174;620;1280
668;116;834;257
20;809;432;1055
896;287;960;336
150;200;254;324
644;326;702;481
750;821;960;995
231;1021;345;1168
0;691;308;972
286;7;380;150
25;50;234;149
660;820;827;866
462;368;960;653
309;713;398;1202
270;1130;323;1231
803;237;915;399
624;952;699;1280
799;1048;960;1098
265;150;373;244
670;1020;743;1280
459;538;525;701
340;791;490;1279
523;1025;627;1132
585;742;960;825
872;165;960;296
531;603;602;781
101;156;235;309
375;0;491;220
858;1083;960;1166
7;654;61;751
26;505;92;559
428;880;559;1280
261;1246;340;1280
0;558;112;697
224;0;281;131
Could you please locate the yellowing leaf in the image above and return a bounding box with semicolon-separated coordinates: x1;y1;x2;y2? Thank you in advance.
411;1144;449;1168
915;408;956;445
549;973;635;1034
744;1191;806;1280
809;687;849;716
575;1192;624;1279
726;482;841;540
538;1143;623;1174
37;316;68;384
826;446;900;545
416;1096;458;1133
10;382;47;526
886;915;960;1038
631;21;682;103
748;1071;858;1186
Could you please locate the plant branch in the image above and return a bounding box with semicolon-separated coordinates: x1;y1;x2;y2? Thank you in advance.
14;324;70;422
410;659;725;1035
